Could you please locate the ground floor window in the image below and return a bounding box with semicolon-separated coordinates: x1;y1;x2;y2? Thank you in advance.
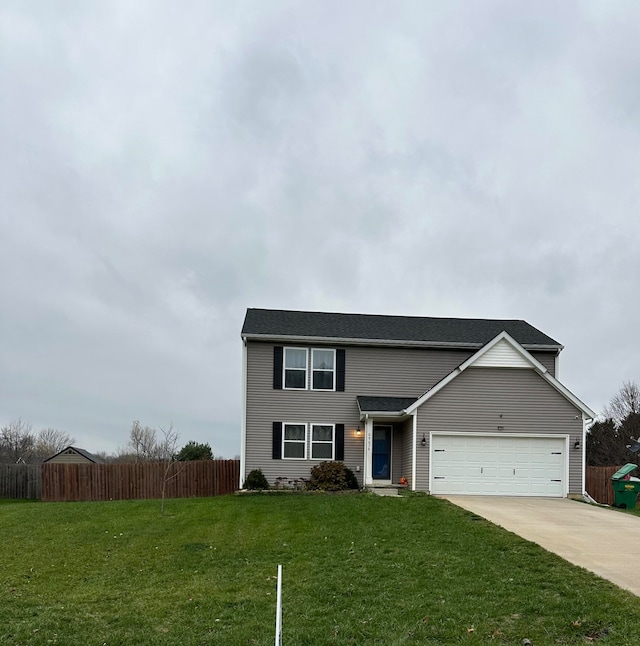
283;424;307;459
311;424;334;459
273;422;344;461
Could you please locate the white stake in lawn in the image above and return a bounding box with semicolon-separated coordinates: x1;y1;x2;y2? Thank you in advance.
275;564;283;646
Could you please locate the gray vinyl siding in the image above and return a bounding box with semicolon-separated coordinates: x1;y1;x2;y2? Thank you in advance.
245;341;471;485
390;423;403;483
414;367;583;494
529;351;557;376
346;345;473;396
246;341;361;485
402;418;414;488
46;450;94;464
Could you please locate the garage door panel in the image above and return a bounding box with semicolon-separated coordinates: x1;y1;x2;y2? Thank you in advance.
450;465;469;478
431;435;566;497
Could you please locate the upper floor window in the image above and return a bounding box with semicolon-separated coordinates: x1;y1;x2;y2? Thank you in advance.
274;346;344;392
312;349;335;390
284;348;308;389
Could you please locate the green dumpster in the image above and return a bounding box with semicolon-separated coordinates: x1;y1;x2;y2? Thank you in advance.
611;463;640;509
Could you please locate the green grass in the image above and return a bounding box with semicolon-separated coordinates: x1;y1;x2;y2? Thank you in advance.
1;494;639;645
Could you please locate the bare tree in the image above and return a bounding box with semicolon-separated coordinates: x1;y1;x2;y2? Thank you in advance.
587;381;640;467
158;424;182;516
34;428;75;460
112;449;138;463
124;419;183;513
0;418;35;463
604;381;640;428
157;423;179;461
128;420;159;462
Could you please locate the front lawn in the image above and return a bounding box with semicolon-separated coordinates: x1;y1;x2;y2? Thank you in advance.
1;493;637;644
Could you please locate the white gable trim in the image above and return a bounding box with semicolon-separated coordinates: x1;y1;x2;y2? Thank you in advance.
472;337;539;369
403;331;595;420
457;331;548;373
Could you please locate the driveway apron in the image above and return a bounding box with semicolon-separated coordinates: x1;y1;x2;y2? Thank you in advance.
441;496;640;596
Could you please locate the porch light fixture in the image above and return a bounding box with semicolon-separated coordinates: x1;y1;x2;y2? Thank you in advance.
355;425;362;437
573;439;581;450
421;434;426;447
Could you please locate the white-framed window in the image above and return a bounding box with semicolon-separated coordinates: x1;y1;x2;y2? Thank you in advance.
311;348;335;390
311;424;335;460
283;348;308;389
283;423;307;459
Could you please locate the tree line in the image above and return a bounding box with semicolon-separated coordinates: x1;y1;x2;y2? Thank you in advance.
0;419;75;464
587;380;640;467
0;418;214;464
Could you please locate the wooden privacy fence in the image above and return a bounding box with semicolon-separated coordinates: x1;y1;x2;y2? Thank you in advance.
585;465;626;505
0;464;41;499
41;459;239;502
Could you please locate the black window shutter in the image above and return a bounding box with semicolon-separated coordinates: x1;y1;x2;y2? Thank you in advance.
272;422;282;460
336;349;345;391
335;424;345;461
273;346;283;389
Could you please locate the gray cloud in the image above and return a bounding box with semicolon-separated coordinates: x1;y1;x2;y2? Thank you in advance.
2;1;640;456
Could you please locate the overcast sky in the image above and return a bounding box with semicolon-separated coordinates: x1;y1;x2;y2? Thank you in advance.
2;1;639;457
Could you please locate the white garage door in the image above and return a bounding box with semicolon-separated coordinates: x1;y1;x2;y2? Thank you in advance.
431;435;566;497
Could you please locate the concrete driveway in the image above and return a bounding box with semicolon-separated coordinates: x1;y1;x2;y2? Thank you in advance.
441;496;640;596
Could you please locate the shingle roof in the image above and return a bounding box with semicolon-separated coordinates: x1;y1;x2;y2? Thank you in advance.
357;396;418;413
43;446;104;463
242;308;561;348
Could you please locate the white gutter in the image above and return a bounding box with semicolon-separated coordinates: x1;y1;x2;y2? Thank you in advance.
242;333;562;353
359;412;408;420
581;412;588;496
240;338;247;490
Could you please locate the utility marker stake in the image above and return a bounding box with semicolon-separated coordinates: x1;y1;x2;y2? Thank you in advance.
275;564;283;646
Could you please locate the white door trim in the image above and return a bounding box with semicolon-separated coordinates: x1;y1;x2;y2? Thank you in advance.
370;424;393;485
364;417;373;485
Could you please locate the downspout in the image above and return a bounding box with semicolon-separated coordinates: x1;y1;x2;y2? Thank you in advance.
362;413;369;486
582;413;589;500
411;412;417;492
240;337;247;490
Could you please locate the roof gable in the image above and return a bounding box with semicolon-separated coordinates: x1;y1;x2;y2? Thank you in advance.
456;331;548;373
404;332;595;419
471;337;540;369
242;308;562;349
43;445;103;463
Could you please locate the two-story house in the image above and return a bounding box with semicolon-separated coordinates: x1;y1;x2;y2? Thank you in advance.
241;308;594;497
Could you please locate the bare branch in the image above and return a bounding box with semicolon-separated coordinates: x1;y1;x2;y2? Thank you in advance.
603;380;640;427
34;428;76;460
128;420;158;462
0;418;36;463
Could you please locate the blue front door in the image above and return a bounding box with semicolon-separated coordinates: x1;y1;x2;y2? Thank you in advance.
372;426;392;480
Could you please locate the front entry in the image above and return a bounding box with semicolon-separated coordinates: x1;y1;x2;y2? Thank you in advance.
372;425;392;481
